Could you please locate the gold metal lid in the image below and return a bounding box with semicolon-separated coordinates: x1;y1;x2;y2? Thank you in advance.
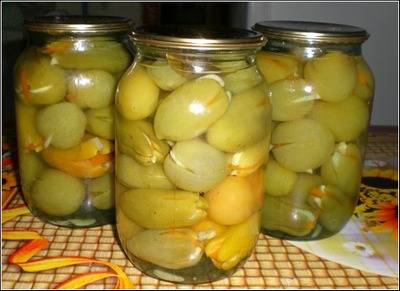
253;21;369;44
24;15;133;34
132;25;266;50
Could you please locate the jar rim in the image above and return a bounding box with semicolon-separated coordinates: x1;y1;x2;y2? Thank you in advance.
253;20;369;44
24;15;133;34
132;25;267;51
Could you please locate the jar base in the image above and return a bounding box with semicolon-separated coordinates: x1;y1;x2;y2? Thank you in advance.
27;204;115;228
261;223;344;241
123;249;242;284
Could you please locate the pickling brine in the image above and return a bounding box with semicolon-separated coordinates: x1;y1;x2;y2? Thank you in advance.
115;26;270;283
14;16;132;227
254;21;374;240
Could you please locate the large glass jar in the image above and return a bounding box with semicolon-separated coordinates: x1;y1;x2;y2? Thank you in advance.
115;26;270;283
254;21;375;240
14;16;132;228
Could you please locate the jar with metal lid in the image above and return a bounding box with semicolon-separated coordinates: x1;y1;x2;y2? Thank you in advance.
115;26;271;283
14;16;132;228
253;21;375;240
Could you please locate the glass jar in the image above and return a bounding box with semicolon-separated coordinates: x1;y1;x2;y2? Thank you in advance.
253;21;375;240
115;26;270;283
14;16;132;228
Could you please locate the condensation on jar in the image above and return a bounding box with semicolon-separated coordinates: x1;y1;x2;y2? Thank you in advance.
253;21;374;240
115;25;271;283
14;16;133;228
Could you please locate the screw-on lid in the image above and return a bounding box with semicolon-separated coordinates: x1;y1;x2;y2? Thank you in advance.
132;25;266;51
253;21;369;44
25;15;133;34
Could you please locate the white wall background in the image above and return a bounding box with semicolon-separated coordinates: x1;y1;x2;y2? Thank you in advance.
244;2;398;126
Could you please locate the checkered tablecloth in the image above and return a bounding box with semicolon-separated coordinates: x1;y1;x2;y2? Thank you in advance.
2;128;398;289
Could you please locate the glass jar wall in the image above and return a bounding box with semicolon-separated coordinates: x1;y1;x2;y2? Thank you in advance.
115;26;270;283
14;16;132;228
254;21;374;240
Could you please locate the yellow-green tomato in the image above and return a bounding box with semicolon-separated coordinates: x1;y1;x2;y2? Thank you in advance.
289;173;323;206
36;102;86;149
205;176;257;226
14;49;67;105
86;106;114;140
67;70;116;109
15;100;43;152
205;212;259;270
127;229;203;270
163;139;228;192
207;87;271;153
88;173;115;210
304;51;357;102
256;51;300;84
267;78;319;121
120;189;207;229
147;59;188;91
309;96;369;142
223;65;262;94
117;118;169;166
262;173;322;236
321;142;362;197
228;136;270;177
154;76;229;141
264;158;298;197
19;151;46;204
31;169;85;216
116;154;174;189
271;119;334;172
353;56;375;101
261;194;319;237
117;208;143;246
46;39;131;74
116;65;159;120
308;185;355;232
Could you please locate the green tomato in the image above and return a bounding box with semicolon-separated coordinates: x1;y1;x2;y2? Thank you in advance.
309;96;369;142
88;173;115;210
67;70;116;109
14;48;67;105
116;65;159;120
207;87;271;153
31;169;85;216
154;76;229;141
304;51;357;102
86;106;114;140
36;102;87;149
271;119;335;172
147;59;188;91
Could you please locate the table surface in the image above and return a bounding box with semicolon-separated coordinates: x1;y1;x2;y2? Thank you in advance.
2;129;398;289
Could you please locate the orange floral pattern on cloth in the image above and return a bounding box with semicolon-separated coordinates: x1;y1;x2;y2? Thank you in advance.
2;171;17;191
356;165;398;240
2;130;19;209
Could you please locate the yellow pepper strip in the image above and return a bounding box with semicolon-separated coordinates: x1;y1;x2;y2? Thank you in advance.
2;206;31;224
3;200;133;288
17;256;134;289
99;261;134;289
55;272;117;289
205;212;259;270
42;150;113;179
2;230;42;240
42;135;113;161
9;239;49;264
17;257;101;271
